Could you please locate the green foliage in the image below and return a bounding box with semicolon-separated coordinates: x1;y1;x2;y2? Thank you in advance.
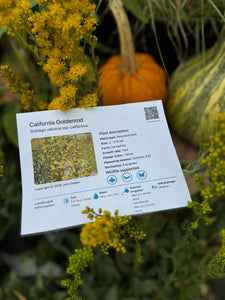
0;145;21;240
122;0;148;23
3;108;18;147
0;271;67;300
63;209;147;299
0;26;6;39
61;206;225;300
62;247;94;300
182;142;209;174
0;1;225;300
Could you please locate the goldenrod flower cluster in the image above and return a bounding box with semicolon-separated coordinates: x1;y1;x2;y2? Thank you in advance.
78;93;99;108
31;0;98;110
0;150;4;177
216;229;225;268
63;208;146;299
188;113;225;226
80;207;146;255
0;164;3;177
198;113;225;198
0;0;99;111
0;0;31;35
188;200;212;216
0;65;48;111
61;246;94;300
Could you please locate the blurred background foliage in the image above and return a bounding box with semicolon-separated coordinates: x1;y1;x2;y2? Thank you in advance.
0;0;225;299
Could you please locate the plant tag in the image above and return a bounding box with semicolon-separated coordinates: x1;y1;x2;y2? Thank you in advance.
16;100;191;235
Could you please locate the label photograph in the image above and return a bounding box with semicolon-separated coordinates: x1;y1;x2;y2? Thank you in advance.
31;133;97;184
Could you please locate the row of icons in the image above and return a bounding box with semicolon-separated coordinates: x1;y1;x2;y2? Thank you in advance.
94;187;130;199
63;187;130;203
63;184;158;204
107;170;147;185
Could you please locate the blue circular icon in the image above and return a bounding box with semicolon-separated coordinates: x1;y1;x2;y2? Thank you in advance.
137;170;147;180
122;172;132;182
107;175;117;185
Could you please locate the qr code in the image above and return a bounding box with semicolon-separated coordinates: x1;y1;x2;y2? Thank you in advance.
144;106;159;120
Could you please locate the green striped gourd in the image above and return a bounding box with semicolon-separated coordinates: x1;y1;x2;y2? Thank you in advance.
166;26;225;147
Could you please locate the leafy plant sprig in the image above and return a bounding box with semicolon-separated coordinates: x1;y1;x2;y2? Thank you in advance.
181;142;210;175
0;0;100;111
62;207;146;299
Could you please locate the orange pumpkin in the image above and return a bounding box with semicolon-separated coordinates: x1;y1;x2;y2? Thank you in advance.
98;0;167;106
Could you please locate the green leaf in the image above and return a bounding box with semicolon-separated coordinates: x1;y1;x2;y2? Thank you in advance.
191;161;201;171
144;213;166;236
0;211;14;240
95;42;118;55
131;277;141;297
103;285;118;300
181;160;189;169
28;0;42;12
80;285;98;300
182;159;207;174
0;26;7;39
28;0;37;7
3;109;18;147
139;279;159;295
95;255;122;284
122;0;148;23
34;93;49;102
159;248;170;258
199;142;210;159
84;55;96;83
130;277;159;297
0;84;6;93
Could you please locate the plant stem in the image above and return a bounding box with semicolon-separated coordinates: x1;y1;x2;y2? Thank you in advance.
88;42;102;105
8;38;38;90
108;0;137;75
154;252;177;300
201;0;206;54
13;30;41;61
96;0;103;13
208;0;225;23
147;0;168;77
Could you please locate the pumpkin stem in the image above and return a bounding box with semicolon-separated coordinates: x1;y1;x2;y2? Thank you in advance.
109;0;137;75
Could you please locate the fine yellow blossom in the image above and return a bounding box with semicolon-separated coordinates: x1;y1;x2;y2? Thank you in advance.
216;229;225;268
27;0;98;110
199;113;225;200
0;65;48;111
0;0;31;33
81;207;146;255
61;246;94;298
0;150;4;177
0;165;3;177
78;93;99;108
0;0;99;111
191;112;225;226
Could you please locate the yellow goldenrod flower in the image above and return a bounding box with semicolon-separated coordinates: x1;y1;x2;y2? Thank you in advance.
0;65;48;111
80;207;146;255
190;112;225;227
0;0;99;111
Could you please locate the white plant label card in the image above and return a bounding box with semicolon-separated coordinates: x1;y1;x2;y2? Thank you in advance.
16;100;191;235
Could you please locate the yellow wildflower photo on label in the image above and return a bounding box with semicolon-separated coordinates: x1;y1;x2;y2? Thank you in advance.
31;133;97;184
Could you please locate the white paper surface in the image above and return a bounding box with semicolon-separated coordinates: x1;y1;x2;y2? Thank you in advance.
16;100;191;235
